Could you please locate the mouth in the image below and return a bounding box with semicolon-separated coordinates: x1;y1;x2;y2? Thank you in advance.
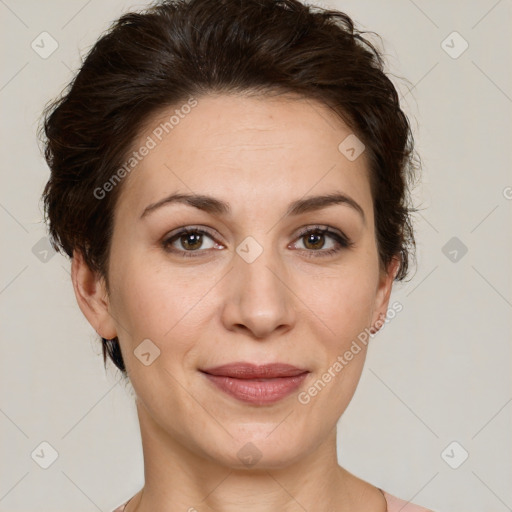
199;362;310;405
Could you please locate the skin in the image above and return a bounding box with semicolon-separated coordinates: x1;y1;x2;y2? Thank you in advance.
72;93;399;512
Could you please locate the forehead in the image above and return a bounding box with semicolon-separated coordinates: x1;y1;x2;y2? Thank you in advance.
116;93;372;217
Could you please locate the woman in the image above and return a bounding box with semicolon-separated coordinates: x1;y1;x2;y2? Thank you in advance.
39;0;432;510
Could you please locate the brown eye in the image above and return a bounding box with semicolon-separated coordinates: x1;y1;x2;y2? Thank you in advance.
162;227;221;257
179;232;204;251
291;226;353;258
302;231;327;250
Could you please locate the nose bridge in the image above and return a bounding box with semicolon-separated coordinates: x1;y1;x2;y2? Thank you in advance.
221;235;296;338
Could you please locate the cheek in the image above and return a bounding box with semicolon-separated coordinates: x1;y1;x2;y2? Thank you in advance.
300;273;377;415
108;255;216;351
306;264;379;345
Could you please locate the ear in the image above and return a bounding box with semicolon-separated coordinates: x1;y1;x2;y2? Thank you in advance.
369;255;400;334
71;249;117;340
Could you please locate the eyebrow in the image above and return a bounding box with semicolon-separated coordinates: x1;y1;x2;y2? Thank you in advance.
140;191;365;223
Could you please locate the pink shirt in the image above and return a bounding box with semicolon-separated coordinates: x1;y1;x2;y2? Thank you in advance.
112;489;434;511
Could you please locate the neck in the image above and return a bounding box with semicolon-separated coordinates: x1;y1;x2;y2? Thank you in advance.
125;399;385;512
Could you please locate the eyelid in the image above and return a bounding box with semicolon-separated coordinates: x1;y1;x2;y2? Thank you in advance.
164;223;351;240
164;224;220;241
292;224;353;246
162;225;224;255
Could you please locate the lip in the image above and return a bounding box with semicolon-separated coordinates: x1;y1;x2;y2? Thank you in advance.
200;362;310;405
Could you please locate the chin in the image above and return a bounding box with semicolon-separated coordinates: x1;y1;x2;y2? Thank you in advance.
196;425;316;471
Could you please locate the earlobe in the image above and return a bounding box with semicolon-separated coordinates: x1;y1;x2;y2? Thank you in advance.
71;250;117;340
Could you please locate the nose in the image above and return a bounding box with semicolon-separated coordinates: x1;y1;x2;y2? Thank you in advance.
220;243;296;340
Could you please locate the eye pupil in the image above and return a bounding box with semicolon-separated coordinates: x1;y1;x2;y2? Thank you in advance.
182;232;202;250
304;232;324;250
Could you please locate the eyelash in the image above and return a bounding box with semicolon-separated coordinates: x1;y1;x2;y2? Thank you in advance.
162;225;354;258
161;225;353;259
294;225;354;258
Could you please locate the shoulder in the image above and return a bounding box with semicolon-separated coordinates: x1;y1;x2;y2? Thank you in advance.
112;490;139;511
381;489;435;512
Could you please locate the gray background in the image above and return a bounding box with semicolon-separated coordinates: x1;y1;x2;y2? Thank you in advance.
1;0;511;511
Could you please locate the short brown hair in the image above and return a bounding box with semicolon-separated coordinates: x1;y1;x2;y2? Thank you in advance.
39;0;420;375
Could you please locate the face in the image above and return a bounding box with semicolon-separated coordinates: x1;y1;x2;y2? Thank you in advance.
75;93;397;470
